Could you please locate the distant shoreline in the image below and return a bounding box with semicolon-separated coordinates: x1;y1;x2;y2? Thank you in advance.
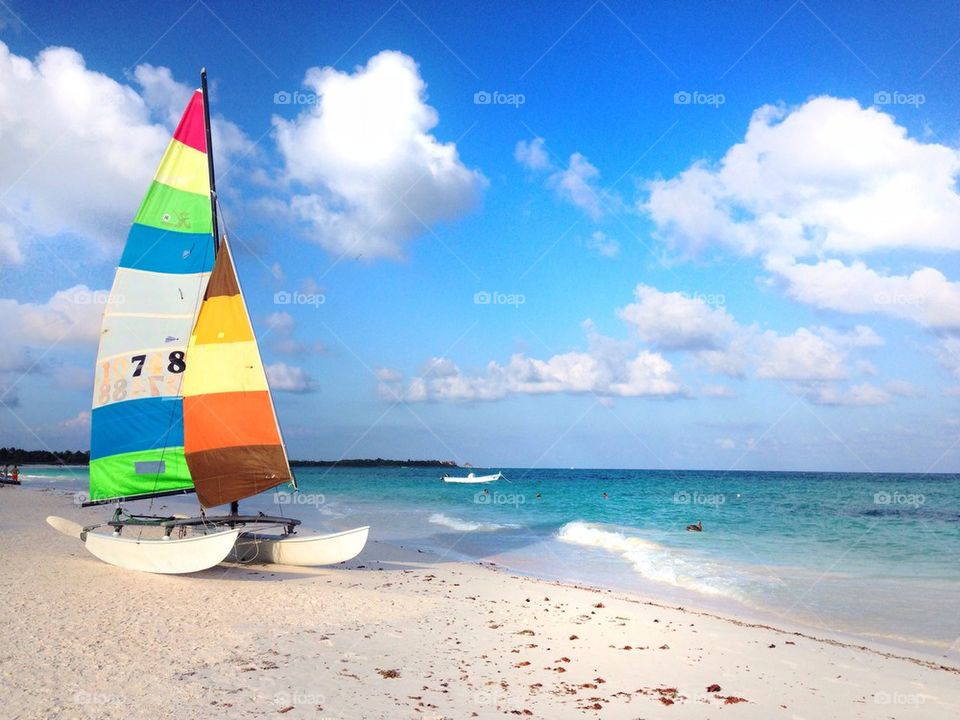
290;458;459;468
0;449;459;469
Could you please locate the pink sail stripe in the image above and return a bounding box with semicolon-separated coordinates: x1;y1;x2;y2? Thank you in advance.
172;90;207;154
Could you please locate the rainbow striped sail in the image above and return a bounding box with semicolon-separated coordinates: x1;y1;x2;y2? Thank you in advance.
89;90;215;502
183;236;292;507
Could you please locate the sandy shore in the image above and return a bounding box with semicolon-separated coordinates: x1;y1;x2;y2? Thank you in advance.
2;488;958;719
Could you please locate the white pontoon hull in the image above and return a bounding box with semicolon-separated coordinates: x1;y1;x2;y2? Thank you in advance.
47;515;240;575
230;525;369;566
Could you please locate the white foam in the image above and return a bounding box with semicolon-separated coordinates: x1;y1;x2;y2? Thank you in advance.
556;520;747;599
429;513;517;533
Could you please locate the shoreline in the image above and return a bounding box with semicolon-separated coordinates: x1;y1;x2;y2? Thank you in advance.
14;479;960;663
4;486;960;718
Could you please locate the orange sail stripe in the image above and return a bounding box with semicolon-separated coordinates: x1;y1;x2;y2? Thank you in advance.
183;391;281;453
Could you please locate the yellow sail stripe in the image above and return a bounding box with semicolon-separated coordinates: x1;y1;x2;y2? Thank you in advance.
187;294;256;344
153;138;209;196
182;340;269;396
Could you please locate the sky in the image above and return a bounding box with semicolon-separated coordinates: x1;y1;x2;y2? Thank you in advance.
0;0;958;472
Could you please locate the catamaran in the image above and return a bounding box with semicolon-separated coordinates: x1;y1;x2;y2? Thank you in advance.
46;70;368;574
442;472;503;484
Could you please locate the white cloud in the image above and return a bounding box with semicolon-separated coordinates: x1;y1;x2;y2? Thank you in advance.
0;43;251;267
756;327;849;381
264;311;295;333
799;382;892;406
379;339;683;403
618;285;738;350
646;97;960;258
586;231;620;258
265;362;315;393
767;256;960;331
1;285;106;346
515;137;551;171
937;337;960;379
548;152;609;219
60;410;91;430
701;384;735;398
274;51;485;259
716;437;736;450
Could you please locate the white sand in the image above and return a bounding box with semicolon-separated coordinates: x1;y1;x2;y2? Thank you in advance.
2;487;958;719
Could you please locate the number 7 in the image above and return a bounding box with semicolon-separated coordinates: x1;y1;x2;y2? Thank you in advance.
131;354;147;377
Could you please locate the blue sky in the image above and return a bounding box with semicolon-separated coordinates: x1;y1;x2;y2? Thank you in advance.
1;0;958;471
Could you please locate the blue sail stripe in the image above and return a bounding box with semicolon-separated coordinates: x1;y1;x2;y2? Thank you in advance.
119;223;215;274
91;397;185;460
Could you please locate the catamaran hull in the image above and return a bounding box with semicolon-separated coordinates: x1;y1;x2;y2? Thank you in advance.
442;473;502;484
229;525;369;566
46;516;240;574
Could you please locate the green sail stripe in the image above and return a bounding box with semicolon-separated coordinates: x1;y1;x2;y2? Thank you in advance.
89;447;192;501
133;181;212;234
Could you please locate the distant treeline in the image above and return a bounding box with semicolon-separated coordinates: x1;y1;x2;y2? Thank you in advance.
290;458;459;468
0;448;458;468
0;448;90;465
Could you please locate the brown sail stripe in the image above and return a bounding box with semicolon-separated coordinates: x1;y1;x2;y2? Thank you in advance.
188;445;291;508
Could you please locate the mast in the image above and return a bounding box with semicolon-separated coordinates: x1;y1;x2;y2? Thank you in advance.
200;68;220;256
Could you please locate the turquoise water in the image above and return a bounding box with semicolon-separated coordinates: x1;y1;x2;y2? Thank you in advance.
21;465;960;657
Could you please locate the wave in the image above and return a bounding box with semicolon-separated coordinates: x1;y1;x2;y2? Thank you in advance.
556;520;769;600
428;513;517;533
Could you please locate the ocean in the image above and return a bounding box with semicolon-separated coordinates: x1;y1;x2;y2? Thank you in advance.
20;465;960;657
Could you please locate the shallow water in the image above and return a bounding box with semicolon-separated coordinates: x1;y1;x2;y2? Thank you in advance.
23;464;960;656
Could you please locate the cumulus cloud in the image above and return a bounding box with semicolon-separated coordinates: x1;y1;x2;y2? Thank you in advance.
767;256;960;331
1;285;107;346
937;337;960;379
618;285;738;350
265;362;315;393
0;43;250;266
273;51;485;259
646;97;960;258
378;339;683;403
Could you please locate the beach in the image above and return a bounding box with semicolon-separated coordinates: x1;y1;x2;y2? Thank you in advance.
2;486;958;719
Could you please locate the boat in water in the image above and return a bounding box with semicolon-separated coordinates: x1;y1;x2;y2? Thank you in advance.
442;472;503;484
46;70;368;574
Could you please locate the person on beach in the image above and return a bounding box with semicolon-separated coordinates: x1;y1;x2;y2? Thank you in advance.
1;465;7;479
11;466;19;482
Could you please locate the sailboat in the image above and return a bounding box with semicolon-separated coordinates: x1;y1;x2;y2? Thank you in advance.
46;70;368;574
